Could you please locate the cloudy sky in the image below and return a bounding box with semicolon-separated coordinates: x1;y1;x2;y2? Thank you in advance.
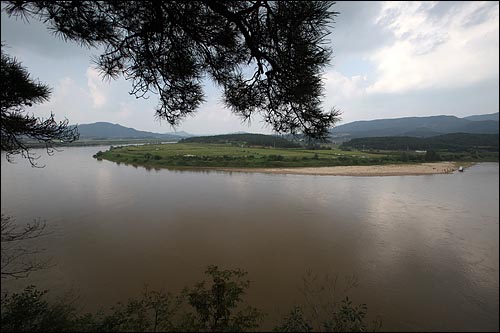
1;1;499;135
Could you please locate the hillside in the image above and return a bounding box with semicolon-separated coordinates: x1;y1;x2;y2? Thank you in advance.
179;133;301;148
330;113;499;139
463;112;499;122
74;122;192;140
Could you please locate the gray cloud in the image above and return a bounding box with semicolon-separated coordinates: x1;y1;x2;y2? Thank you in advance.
1;1;498;133
426;1;461;18
424;1;497;28
1;10;95;59
341;77;499;122
462;1;498;27
332;1;394;56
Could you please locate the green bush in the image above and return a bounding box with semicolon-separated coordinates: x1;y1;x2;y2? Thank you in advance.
424;150;441;162
92;151;103;159
1;266;262;332
0;285;79;332
267;155;285;161
1;267;378;332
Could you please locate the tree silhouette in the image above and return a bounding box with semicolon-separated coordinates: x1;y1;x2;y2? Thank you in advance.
4;1;341;139
0;49;79;166
1;214;50;279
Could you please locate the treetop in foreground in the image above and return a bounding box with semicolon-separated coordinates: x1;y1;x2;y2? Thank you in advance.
5;1;341;139
0;49;79;165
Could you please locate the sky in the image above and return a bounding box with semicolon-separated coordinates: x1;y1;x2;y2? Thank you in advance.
1;1;499;135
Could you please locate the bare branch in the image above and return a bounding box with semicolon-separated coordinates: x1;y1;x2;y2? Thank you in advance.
1;214;51;279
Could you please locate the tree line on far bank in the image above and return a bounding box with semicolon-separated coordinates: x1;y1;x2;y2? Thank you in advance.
180;133;302;148
341;133;499;153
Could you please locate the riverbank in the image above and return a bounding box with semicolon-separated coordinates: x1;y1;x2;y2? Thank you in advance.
96;143;490;173
212;161;469;176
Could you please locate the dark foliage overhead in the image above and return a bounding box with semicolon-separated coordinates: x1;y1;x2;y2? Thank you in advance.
4;1;341;139
0;49;79;165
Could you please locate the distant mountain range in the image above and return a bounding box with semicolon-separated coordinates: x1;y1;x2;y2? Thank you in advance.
463;113;499;122
74;122;194;140
330;112;499;140
74;112;498;142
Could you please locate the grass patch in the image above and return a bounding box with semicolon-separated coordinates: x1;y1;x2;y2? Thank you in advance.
95;143;401;169
95;143;497;170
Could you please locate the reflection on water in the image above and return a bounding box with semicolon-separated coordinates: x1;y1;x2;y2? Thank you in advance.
1;147;499;332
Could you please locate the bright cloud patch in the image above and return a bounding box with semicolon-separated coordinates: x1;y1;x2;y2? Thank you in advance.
86;67;108;107
323;71;368;101
367;1;499;94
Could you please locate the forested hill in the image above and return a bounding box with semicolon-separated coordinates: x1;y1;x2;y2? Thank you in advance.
179;133;301;148
342;133;499;152
463;112;499;122
74;122;192;140
330;113;499;139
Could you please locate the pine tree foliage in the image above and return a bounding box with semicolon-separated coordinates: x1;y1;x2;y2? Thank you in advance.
4;1;341;139
0;49;79;165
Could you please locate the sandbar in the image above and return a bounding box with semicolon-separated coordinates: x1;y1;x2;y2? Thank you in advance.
212;162;464;176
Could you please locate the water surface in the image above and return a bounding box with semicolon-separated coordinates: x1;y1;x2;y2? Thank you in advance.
1;147;498;331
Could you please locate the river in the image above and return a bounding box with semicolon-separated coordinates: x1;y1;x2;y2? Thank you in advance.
1;146;498;331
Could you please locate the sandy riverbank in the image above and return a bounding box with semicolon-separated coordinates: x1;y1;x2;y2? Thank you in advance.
213;162;465;176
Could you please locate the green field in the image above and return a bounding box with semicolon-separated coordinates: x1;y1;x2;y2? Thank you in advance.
94;143;403;169
95;139;499;169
